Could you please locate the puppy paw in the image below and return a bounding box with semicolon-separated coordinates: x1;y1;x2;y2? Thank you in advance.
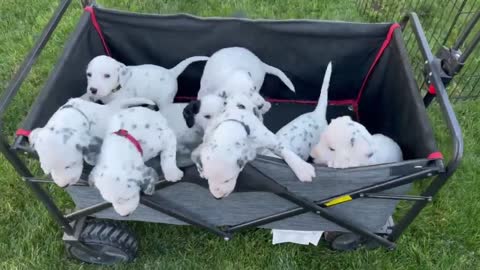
292;160;316;182
164;168;184;182
143;181;156;195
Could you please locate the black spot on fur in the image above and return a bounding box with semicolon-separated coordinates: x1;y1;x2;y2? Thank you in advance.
160;77;165;81
348;122;354;126
237;104;246;109
224;179;232;183
237;159;246;169
247;71;252;78
116;177;120;182
127;184;131;188
367;152;374;158
145;124;150;129
290;126;298;131
82;122;87;127
132;124;137;129
49;127;54;131
350;137;355;147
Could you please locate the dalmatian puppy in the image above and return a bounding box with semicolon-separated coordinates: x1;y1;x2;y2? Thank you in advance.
28;97;155;188
183;90;271;131
191;93;315;199
310;115;403;168
263;62;332;160
84;55;209;107
89;106;183;216
159;102;203;155
197;47;295;98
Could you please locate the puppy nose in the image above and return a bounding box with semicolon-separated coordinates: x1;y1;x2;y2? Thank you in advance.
89;87;98;94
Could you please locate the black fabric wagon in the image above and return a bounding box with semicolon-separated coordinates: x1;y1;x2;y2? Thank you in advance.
0;1;463;265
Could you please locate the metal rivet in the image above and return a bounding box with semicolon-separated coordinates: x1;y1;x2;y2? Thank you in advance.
428;72;433;76
224;237;230;241
427;173;432;177
414;165;422;169
316;211;321;214
348;105;353;111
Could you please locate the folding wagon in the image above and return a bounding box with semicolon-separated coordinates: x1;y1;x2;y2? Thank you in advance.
0;0;464;265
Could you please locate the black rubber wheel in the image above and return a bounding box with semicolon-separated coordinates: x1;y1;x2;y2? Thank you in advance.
66;220;138;265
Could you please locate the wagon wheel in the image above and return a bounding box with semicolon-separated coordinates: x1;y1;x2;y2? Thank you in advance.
324;231;383;251
66;220;138;265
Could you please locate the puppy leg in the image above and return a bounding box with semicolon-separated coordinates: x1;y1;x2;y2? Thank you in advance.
191;145;205;178
160;131;184;182
254;124;315;182
141;167;158;195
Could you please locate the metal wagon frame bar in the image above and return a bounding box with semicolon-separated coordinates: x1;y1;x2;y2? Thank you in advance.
0;0;463;253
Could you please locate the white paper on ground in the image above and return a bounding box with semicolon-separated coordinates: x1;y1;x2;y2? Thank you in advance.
271;229;323;246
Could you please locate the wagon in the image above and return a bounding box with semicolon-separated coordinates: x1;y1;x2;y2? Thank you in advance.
0;0;463;265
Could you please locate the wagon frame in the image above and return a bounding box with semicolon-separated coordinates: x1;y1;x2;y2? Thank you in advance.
0;0;463;265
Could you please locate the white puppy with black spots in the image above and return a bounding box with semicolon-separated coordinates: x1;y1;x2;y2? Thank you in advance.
89;106;183;216
28;97;154;188
310;115;403;168
84;55;208;107
191;93;315;199
197;47;295;98
263;62;332;160
183;90;271;130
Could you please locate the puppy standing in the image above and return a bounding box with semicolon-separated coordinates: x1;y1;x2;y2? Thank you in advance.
310;116;403;168
84;55;208;107
192;93;315;199
197;47;295;98
89;107;183;216
264;62;332;160
29;97;154;187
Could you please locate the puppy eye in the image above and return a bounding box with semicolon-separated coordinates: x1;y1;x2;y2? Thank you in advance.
87;72;92;77
328;146;335;151
104;74;111;78
237;104;246;109
204;115;211;119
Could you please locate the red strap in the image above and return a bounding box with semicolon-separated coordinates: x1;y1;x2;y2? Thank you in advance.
174;96;355;106
427;152;443;160
84;7;111;56
114;129;143;156
428;84;436;95
355;23;400;120
16;129;31;137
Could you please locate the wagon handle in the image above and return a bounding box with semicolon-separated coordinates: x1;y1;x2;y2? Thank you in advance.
389;13;464;241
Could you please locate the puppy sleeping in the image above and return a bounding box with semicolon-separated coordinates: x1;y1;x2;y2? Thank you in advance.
83;55;208;107
89;106;183;216
192;93;315;199
263;62;332;160
310;116;403;168
28;97;154;187
197;47;295;98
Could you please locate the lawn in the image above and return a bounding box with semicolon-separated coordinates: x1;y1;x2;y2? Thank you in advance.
0;0;479;269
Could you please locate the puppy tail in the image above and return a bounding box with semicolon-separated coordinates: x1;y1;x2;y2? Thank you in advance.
313;61;332;116
263;63;296;92
170;56;209;78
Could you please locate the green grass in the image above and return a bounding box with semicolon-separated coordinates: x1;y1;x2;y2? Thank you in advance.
0;0;479;269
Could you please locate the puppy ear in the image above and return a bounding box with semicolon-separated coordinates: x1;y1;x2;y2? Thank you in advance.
117;62;130;87
76;135;103;165
28;128;42;148
141;166;158;195
183;100;201;128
